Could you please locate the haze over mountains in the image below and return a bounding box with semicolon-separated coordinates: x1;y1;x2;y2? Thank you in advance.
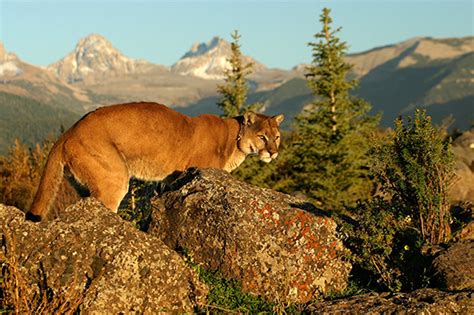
0;34;473;153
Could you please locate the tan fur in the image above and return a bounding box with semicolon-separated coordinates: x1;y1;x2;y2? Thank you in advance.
26;102;284;221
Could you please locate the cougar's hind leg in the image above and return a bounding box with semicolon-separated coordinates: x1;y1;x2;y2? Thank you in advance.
67;149;130;213
89;166;129;212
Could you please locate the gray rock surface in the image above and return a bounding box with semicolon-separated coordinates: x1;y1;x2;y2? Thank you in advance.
308;288;474;314
0;198;207;313
433;240;474;291
148;168;351;304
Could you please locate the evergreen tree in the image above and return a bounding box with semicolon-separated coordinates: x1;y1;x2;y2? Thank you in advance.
216;30;268;183
277;8;379;212
217;30;261;117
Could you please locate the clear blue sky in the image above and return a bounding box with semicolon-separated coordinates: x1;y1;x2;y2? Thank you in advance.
1;0;473;69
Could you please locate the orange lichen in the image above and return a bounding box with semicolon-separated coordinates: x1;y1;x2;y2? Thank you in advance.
245;268;258;290
289;273;315;302
251;199;280;225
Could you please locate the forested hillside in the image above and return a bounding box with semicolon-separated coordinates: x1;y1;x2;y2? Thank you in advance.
253;46;473;130
0;92;80;153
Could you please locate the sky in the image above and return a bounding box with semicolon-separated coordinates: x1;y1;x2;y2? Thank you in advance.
1;0;473;70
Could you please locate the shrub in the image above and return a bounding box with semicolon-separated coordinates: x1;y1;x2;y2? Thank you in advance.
372;109;455;245
340;198;432;292
0;138;78;215
341;110;454;291
0;139;51;211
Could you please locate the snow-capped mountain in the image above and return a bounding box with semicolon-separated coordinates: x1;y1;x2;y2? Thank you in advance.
0;42;23;77
0;41;96;114
47;34;159;84
171;36;266;80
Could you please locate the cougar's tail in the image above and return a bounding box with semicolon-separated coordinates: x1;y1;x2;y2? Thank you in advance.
26;141;65;222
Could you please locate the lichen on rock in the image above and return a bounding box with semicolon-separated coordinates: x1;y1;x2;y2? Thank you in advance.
0;198;207;313
148;168;352;304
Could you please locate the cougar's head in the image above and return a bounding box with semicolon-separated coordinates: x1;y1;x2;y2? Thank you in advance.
238;111;285;163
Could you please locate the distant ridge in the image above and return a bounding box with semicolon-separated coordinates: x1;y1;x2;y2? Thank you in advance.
293;36;474;77
255;36;474;130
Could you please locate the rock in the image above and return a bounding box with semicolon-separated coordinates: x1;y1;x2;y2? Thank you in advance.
148;168;351;304
458;222;474;241
452;204;474;241
451;130;474;203
308;288;474;314
452;164;474;203
432;240;474;291
0;198;207;313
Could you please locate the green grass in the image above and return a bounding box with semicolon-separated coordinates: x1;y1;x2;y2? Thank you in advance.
197;269;274;314
179;251;303;314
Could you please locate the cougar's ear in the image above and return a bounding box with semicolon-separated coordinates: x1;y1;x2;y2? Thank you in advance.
243;111;258;126
273;114;285;126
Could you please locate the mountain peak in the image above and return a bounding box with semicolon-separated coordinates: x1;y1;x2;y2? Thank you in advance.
172;36;265;80
81;33;109;42
72;33;123;62
75;33;113;51
0;42;5;60
48;34;155;83
184;36;229;59
0;42;19;63
0;42;23;77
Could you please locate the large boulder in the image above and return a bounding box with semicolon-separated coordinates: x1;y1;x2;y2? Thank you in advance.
308;288;474;314
0;199;207;313
148;168;351;304
432;240;474;291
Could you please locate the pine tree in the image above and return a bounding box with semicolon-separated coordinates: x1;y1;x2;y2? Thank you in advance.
215;30;268;183
217;30;261;117
277;8;379;212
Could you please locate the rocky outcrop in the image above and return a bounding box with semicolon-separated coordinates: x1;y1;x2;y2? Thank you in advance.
148;168;351;304
308;288;474;314
3;166;473;313
0;199;207;313
433;240;474;291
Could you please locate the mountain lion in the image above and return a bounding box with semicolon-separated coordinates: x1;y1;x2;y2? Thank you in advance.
26;102;284;221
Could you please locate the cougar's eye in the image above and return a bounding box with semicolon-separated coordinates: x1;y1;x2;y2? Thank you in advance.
275;135;280;140
258;135;266;141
